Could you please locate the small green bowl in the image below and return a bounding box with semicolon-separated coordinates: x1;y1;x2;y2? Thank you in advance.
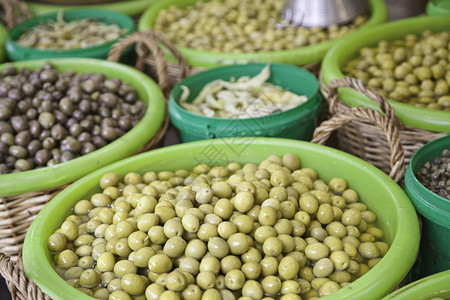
168;63;322;142
137;0;388;68
0;58;166;197
0;23;7;63
426;0;450;16
382;269;450;299
27;0;157;16
321;15;450;133
6;9;135;61
23;138;420;300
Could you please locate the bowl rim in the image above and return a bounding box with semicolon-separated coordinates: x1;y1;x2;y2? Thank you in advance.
137;0;388;67
320;15;450;133
23;137;420;300
0;23;7;63
6;9;135;58
0;58;166;197
27;0;157;16
381;269;450;299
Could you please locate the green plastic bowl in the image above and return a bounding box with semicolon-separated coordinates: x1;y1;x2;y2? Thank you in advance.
23;138;420;300
382;269;450;299
0;23;7;63
137;0;387;68
6;9;135;61
0;58;165;197
404;134;450;279
426;0;450;16
168;63;322;142
26;0;157;16
321;15;450;133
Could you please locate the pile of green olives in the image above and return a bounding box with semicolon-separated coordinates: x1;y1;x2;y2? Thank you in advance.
343;30;450;111
0;63;146;174
48;153;389;300
153;0;367;53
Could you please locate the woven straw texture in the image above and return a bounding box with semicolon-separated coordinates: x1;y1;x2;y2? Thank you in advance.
316;76;447;181
0;0;32;29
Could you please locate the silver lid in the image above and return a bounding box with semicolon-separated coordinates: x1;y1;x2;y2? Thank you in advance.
281;0;369;28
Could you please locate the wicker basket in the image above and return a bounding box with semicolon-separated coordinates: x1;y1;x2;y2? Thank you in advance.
0;0;33;29
315;76;448;181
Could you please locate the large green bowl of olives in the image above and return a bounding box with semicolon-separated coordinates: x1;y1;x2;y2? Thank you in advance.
321;15;450;133
137;0;387;68
0;58;165;197
23;138;420;299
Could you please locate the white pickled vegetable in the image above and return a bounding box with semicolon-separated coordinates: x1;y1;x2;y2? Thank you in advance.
180;64;308;118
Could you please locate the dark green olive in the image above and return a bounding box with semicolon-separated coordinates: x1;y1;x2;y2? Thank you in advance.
51;124;68;141
11;115;28;132
38;112;55;129
61;136;81;153
34;149;50;165
27;140;41;156
42;137;56;150
40;69;58;83
9;145;27;158
100;93;119;108
0;107;12;120
14;131;31;146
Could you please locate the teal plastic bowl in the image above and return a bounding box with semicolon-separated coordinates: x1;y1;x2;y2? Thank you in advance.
6;9;135;61
23;138;420;299
169;63;322;142
0;58;165;197
137;0;387;68
426;0;450;16
404;134;450;279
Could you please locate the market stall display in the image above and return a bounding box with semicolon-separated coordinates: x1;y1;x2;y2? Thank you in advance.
168;63;322;142
0;1;446;300
137;0;388;68
22;138;420;300
6;10;135;61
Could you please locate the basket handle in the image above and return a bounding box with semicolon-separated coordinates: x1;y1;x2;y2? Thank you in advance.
0;0;33;29
327;77;404;131
312;78;406;182
0;252;51;300
108;29;191;96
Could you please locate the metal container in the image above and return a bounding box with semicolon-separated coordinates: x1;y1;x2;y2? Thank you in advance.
281;0;369;28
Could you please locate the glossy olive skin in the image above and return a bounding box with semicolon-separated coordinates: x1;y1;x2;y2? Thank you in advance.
344;30;450;111
49;153;388;298
0;64;147;174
